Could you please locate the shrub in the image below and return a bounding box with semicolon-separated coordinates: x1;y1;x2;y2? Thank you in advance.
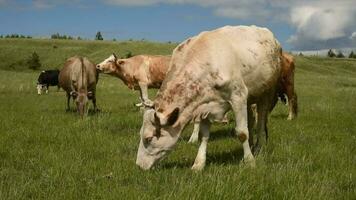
125;51;133;58
336;51;345;58
27;52;41;70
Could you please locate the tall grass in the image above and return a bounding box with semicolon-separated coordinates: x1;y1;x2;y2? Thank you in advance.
0;39;355;199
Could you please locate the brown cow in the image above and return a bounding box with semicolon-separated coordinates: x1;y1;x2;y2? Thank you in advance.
96;54;170;107
59;56;99;117
277;52;298;120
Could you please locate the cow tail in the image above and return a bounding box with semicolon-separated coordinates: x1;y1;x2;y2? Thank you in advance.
80;57;87;91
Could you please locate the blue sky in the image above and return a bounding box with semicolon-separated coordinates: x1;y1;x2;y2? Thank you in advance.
1;0;356;51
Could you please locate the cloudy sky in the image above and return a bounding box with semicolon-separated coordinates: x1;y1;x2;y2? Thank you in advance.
1;0;356;50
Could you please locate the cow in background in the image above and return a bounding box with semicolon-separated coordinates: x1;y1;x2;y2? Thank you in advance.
59;56;99;117
278;52;298;120
96;54;170;107
36;70;60;95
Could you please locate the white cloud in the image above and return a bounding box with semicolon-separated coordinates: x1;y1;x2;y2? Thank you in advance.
4;0;356;50
351;32;356;40
104;0;356;50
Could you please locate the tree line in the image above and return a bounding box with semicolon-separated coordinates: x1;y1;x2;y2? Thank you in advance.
0;34;32;39
0;31;105;41
327;49;356;59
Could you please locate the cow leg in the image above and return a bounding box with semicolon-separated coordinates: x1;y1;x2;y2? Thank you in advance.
253;100;269;155
45;84;49;94
191;120;211;171
66;92;71;111
288;93;298;120
138;82;153;107
247;104;255;148
188;122;200;143
286;84;297;120
57;85;60;92
230;89;255;167
92;95;98;112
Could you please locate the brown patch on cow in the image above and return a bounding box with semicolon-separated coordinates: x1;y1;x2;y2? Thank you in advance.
237;132;247;143
186;38;191;45
177;43;185;52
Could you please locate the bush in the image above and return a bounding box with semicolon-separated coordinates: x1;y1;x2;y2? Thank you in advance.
27;52;41;70
336;51;345;58
125;51;133;58
349;51;356;59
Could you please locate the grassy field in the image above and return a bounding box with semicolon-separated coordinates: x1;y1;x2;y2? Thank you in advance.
0;39;355;199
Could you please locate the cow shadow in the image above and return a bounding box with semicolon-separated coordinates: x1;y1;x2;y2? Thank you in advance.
270;113;288;119
160;147;244;170
181;127;236;142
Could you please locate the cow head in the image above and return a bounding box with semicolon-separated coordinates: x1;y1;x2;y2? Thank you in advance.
96;53;124;74
71;90;89;117
136;107;181;170
37;84;43;95
36;84;48;95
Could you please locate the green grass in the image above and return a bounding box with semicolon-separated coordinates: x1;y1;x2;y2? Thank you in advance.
0;39;355;199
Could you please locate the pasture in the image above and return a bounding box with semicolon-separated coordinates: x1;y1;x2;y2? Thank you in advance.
0;39;355;199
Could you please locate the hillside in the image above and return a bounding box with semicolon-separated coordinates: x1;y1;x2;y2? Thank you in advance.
0;38;177;71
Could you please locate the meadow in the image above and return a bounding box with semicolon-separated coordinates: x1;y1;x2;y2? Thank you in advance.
0;38;355;199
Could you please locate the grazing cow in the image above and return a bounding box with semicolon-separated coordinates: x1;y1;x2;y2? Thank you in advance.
188;52;298;144
96;54;171;107
36;70;60;95
278;52;298;120
136;25;282;170
59;56;99;117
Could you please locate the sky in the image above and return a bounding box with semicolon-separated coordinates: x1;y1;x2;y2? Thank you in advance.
0;0;356;51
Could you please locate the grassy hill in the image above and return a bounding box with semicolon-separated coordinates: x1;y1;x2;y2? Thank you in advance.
0;39;355;199
0;38;177;71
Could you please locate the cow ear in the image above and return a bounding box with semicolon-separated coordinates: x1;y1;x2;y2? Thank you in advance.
118;60;125;65
166;107;179;126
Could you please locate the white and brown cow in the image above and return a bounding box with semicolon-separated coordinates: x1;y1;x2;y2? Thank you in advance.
96;54;171;107
136;25;282;170
59;56;99;117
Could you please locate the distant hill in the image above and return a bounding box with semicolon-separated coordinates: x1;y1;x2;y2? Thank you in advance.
0;38;177;71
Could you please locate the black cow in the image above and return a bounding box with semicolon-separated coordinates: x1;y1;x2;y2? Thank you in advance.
37;70;60;95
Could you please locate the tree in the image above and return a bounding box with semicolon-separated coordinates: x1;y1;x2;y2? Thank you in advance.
349;51;356;59
336;51;345;58
27;52;41;70
327;49;336;58
299;52;304;56
95;31;103;40
125;51;133;58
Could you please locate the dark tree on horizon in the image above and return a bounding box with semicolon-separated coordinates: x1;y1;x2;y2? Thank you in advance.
95;31;103;40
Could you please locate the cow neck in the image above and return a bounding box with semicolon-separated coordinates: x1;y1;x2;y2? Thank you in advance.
155;70;212;128
114;61;135;88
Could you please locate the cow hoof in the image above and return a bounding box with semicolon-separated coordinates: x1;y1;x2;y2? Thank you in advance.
243;155;256;168
191;163;205;171
143;100;154;108
135;102;143;107
252;145;261;156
